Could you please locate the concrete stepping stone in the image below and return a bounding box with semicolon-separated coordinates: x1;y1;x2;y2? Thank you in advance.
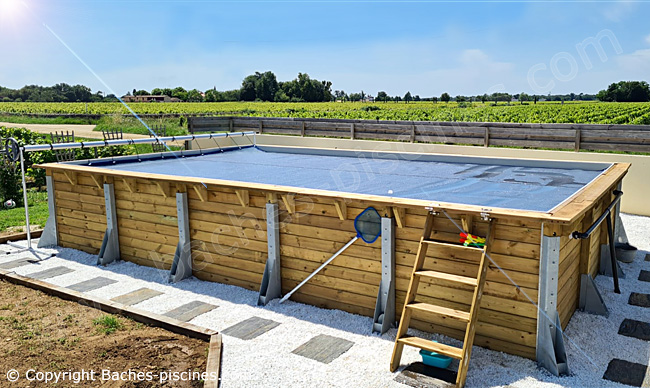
292;334;354;364
629;293;650;308
29;266;74;280
394;362;456;388
222;316;280;340
645;253;650;262
0;257;35;270
111;288;163;306
68;277;117;292
164;301;217;322
619;319;650;342
639;270;650;283
603;359;649;387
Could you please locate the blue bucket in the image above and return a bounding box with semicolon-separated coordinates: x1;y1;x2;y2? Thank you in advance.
419;349;453;369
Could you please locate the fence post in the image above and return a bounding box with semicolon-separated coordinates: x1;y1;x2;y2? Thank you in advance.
574;129;581;152
259;120;263;134
410;124;416;143
484;127;490;147
229;118;233;132
301;121;306;137
188;116;194;134
350;123;355;140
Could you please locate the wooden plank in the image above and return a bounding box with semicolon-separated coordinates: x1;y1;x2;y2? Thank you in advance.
193;184;208;202
235;189;249;207
221;316;280;340
155;181;170;197
394;207;405;228
282;194;295;214
292;334;354;364
334;200;347;220
63;170;77;186
111;288;164;306
123;177;137;193
90;174;103;190
204;334;222;388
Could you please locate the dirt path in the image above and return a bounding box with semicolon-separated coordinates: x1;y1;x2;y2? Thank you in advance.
0;122;150;140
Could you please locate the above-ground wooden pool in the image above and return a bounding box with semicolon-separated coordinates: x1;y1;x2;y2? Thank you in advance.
37;144;629;373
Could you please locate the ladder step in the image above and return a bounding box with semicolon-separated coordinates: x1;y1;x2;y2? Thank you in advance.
415;270;478;287
422;239;484;252
406;303;470;322
398;336;463;359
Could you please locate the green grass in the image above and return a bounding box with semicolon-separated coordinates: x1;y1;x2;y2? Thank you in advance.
92;315;123;335
0;191;49;233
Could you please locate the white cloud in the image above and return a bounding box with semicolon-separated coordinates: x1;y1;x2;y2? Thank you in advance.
602;1;637;22
616;48;650;75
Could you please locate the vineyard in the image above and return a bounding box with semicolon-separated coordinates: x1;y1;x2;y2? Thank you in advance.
1;101;650;125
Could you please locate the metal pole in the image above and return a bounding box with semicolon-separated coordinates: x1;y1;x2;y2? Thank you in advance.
605;214;620;294
19;149;32;249
279;236;359;303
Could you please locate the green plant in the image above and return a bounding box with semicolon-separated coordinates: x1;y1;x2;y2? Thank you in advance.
93;315;122;335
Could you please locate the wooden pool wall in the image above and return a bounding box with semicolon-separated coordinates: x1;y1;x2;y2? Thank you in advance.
40;159;628;360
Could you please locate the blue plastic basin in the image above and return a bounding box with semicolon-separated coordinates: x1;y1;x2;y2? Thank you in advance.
419;349;452;369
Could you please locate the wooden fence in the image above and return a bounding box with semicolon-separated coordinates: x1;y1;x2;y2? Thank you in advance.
188;116;650;153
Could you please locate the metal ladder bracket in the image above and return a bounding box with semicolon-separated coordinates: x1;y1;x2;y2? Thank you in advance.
169;192;192;283
579;274;608;316
258;203;282;305
97;183;120;265
599;245;626;279
536;310;569;377
373;217;396;334
38;175;58;248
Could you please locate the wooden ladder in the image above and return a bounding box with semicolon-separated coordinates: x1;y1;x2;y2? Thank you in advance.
390;211;496;388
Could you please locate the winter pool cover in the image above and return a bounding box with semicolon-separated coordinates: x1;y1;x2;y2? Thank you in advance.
99;146;608;212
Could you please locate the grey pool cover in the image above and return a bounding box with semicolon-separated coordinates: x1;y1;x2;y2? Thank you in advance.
103;146;607;212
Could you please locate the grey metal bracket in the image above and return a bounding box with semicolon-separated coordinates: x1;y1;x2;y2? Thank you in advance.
169;192;192;283
579;274;608;316
97;183;120;265
373;217;396;334
536;310;569;376
258;203;282;305
536;233;569;375
38;175;58;248
600;245;626;278
614;182;628;245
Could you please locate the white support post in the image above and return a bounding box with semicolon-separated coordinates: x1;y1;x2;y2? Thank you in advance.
169;192;192;283
373;217;395;334
97;183;120;265
258;203;282;305
536;231;568;376
38;175;58;248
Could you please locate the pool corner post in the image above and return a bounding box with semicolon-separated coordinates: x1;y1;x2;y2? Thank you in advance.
37;175;58;248
97;183;120;266
169;191;192;283
536;224;568;377
258;200;282;306
373;216;396;334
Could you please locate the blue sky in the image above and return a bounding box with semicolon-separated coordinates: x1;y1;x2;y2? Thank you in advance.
1;0;649;97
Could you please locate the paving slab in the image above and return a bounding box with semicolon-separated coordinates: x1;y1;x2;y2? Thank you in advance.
619;319;650;342
221;316;280;340
645;253;650;262
163;301;217;322
67;276;117;292
28;266;74;280
602;359;649;387
639;270;650;283
111;288;163;306
292;334;354;364
629;293;650;308
0;258;36;270
394;362;456;388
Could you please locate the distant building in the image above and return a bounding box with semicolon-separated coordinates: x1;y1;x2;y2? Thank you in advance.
122;95;171;103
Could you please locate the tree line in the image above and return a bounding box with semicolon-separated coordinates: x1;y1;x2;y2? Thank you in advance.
1;75;648;103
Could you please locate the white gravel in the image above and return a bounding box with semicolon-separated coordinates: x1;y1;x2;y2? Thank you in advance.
1;213;649;388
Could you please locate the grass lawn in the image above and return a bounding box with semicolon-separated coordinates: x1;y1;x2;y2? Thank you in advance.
0;191;49;233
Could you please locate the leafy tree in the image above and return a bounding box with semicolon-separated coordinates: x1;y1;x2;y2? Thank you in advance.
172;87;187;101
404;91;412;103
597;81;650;102
431;97;438;103
414;95;421;102
134;89;149;96
376;91;389;103
440;92;450;103
519;92;529;104
186;89;204;102
348;93;362;102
